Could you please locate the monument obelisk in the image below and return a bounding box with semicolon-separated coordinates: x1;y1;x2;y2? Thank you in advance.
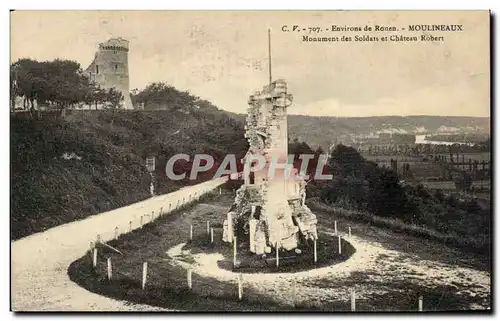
222;30;318;255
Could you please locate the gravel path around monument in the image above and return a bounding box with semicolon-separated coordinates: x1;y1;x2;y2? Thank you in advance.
57;191;490;311
166;223;491;309
11;179;226;311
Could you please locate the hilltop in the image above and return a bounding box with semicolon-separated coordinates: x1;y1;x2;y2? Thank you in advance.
228;113;490;150
286;115;490;149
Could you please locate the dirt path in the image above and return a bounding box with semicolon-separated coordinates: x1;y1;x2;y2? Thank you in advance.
62;193;490;311
11;178;226;311
162;198;491;310
167;231;490;310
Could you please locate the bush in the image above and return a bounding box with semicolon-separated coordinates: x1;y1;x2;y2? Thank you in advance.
11;108;247;240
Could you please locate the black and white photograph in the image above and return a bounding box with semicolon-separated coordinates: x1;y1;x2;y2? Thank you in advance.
9;10;491;312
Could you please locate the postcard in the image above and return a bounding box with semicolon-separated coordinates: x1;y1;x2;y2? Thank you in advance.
10;10;491;312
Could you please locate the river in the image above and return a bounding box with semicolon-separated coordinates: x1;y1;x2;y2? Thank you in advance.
415;134;472;146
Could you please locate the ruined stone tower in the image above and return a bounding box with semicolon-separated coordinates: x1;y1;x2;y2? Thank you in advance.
85;37;133;110
222;79;318;255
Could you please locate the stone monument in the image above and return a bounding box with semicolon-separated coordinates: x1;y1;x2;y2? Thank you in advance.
222;31;318;255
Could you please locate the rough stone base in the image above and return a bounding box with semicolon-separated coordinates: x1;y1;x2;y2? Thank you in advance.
223;184;318;254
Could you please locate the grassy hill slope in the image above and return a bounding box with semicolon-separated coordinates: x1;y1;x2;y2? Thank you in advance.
10;108;247;240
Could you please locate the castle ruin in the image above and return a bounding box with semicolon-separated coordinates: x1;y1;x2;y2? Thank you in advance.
85;37;134;110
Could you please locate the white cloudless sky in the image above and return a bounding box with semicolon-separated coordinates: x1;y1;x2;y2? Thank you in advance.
10;10;491;117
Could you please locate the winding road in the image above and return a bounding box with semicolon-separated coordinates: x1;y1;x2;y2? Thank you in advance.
11;178;226;311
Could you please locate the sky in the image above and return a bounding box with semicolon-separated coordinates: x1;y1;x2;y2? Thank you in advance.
10;10;490;117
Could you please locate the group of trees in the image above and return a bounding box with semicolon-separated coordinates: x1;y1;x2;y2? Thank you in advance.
132;82;198;110
131;82;222;113
288;140;488;233
11;91;248;239
296;141;489;250
313;144;417;220
10;58;124;117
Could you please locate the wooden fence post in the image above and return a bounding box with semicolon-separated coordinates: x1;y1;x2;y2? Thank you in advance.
206;221;210;235
160;206;163;216
233;236;237;267
96;234;101;244
348;226;352;238
249;218;256;251
338;235;342;255
151;210;155;221
140;216;144;227
190;224;193;241
238;273;243;300
107;257;112;280
276;241;280;268
210;227;214;243
219;188;222;195
314;238;318;263
351;289;356;311
187;269;192;289
142;262;148;290
114;226;118;240
418;296;423;312
129;221;132;232
334;220;338;235
292;278;297;307
89;241;94;265
92;247;97;268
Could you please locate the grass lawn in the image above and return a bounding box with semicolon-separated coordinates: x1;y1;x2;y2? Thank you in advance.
68;189;490;311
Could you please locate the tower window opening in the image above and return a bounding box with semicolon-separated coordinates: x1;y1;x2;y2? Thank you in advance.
114;51;117;54
249;172;255;185
249;160;257;185
115;64;118;71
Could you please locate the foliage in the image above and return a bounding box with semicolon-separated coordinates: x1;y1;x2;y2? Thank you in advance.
307;199;489;255
132;82;198;110
11;103;247;239
10;58;123;114
298;142;490;253
454;172;473;192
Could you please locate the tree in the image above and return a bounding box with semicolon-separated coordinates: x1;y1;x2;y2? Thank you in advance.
10;64;20;112
330;144;365;177
134;82;198;110
289;139;316;176
368;168;415;219
102;88;124;126
102;88;124;109
195;99;219;112
10;58;43;113
10;58;97;117
454;172;472;192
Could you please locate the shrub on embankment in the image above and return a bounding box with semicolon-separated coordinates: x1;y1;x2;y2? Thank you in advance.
296;143;490;256
307;198;489;255
10;108;247;240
